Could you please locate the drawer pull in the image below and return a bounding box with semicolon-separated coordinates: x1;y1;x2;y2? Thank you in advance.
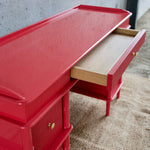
132;52;138;56
48;122;55;130
51;123;55;130
48;123;51;127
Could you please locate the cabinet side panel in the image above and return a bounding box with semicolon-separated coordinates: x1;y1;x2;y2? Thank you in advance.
0;118;23;150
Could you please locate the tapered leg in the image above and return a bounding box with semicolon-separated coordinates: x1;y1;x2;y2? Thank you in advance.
63;137;70;150
106;100;111;116
117;90;121;99
63;93;70;150
63;92;70;129
117;77;122;99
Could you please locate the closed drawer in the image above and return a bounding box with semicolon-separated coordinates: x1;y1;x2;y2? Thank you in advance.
71;28;146;86
31;98;63;150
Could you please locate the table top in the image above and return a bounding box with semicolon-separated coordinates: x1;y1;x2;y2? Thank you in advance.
0;5;131;102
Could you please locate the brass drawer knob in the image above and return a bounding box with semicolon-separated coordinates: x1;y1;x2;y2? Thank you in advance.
48;123;51;127
48;122;55;130
132;52;138;56
51;123;55;130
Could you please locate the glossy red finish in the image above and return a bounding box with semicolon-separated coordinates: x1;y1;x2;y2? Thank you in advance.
49;126;73;150
0;71;71;124
71;81;108;100
63;92;70;129
0;5;131;122
31;98;63;150
0;4;143;150
0;90;74;150
119;18;131;29
63;137;70;150
0;117;23;150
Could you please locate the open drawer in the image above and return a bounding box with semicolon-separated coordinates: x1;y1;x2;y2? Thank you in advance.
71;28;146;116
71;28;146;86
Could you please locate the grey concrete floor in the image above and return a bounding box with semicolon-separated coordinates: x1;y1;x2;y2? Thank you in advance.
126;9;150;78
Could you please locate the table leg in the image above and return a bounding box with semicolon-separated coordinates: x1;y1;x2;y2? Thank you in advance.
106;100;111;116
62;92;71;150
117;90;121;99
117;77;122;99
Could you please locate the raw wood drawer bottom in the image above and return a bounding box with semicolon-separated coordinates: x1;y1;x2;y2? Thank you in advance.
71;28;146;116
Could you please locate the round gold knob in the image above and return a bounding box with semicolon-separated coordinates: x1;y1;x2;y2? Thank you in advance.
48;122;55;130
132;52;138;56
51;123;55;130
48;123;51;127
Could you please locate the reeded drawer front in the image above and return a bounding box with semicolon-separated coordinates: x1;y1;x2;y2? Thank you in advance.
31;98;63;150
71;28;146;86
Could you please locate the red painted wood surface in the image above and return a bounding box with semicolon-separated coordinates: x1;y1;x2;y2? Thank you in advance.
0;71;71;123
0;5;131;122
0;117;23;150
119;18;130;29
49;126;73;150
1;5;142;150
0;88;74;150
31;98;63;150
63;92;70;129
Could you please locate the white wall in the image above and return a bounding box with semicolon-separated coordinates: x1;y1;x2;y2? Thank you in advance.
137;0;150;19
0;0;127;37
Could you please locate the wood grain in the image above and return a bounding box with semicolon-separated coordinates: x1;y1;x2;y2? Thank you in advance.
71;66;107;86
114;28;139;36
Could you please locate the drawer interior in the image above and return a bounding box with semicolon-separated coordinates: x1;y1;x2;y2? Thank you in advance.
71;28;139;86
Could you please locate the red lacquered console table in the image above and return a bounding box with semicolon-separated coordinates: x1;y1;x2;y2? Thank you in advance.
0;5;145;150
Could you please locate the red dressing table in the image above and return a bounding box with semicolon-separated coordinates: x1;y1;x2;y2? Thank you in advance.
0;5;146;150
